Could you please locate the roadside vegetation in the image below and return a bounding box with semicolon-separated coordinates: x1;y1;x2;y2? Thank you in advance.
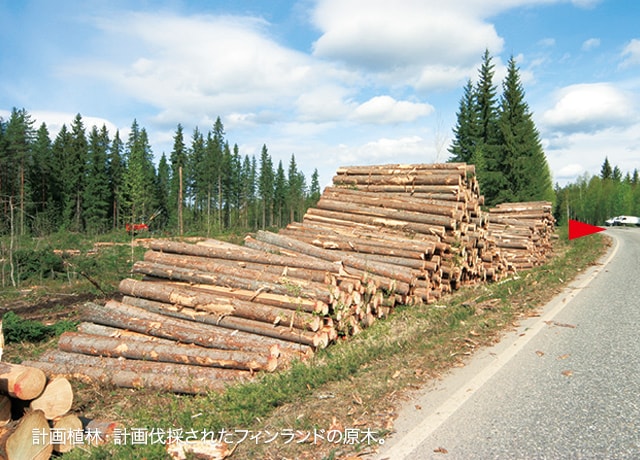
1;227;608;459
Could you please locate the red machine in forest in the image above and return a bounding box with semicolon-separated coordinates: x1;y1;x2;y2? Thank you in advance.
126;209;163;234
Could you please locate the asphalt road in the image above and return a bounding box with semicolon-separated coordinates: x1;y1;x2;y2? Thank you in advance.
376;227;640;460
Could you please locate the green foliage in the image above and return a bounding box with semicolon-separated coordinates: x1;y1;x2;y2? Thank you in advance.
555;158;640;225
11;247;64;281
0;109;318;239
2;311;77;343
448;52;554;206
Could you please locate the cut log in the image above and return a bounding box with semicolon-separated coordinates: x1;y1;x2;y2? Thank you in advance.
0;362;47;400
24;351;254;395
58;331;278;372
132;260;333;304
82;418;124;446
120;278;322;331
81;301;313;358
122;296;329;349
332;173;462;186
0;409;52;460
52;413;83;453
30;377;73;420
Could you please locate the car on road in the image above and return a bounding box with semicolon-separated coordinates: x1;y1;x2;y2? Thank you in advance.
605;215;640;226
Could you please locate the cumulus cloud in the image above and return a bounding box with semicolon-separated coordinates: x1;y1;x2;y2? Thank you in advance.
620;39;640;68
541;83;637;134
311;0;504;72
581;38;600;51
351;96;433;124
332;135;434;166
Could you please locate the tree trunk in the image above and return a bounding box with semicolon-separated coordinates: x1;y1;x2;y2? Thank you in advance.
119;278;322;331
24;351;254;395
58;331;278;372
52;413;83;453
81;301;312;359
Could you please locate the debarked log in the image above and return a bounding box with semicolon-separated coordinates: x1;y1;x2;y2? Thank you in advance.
58;331;278;372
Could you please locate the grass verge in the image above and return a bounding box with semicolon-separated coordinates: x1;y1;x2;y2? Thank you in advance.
29;231;610;459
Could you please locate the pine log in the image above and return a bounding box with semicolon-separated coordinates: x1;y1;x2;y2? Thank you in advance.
81;301;312;358
0;362;47;400
122;296;329;349
335;163;471;175
51;413;83;453
82;418;124;446
255;230;417;287
150;239;340;273
312;199;458;229
321;187;463;217
0;409;52;460
119;278;322;331
25;351;254;394
166;281;329;316
132;261;333;304
304;208;448;236
30;377;73;420
332;173;462;187
58;331;278;372
142;250;335;300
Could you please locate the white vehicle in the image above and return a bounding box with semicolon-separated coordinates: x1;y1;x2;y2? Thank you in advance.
605;215;640;226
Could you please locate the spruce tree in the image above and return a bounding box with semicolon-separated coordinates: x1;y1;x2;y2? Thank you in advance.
83;125;112;233
63;114;88;231
107;131;125;229
496;56;553;203
258;144;274;228
122;120;157;226
31;123;54;231
600;157;612;180
448;80;480;163
274;160;287;227
169;124;187;229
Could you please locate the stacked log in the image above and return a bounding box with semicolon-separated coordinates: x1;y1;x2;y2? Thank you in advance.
26;163;557;395
487;201;556;271
0;362;88;458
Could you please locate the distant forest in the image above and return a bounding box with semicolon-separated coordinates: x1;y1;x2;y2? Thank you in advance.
0;109;321;237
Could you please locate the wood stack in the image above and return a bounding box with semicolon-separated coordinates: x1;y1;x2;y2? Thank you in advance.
0;362;85;458
487;201;556;271
25;163;556;395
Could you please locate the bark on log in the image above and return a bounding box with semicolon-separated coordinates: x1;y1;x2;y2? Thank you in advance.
0;409;52;460
332;173;462;187
335;163;471;175
122;296;329;349
25;351;254;394
58;331;278;372
304;208;448;236
255;230;417;288
132;260;333;304
119;278;322;331
81;301;312;359
29;377;73;420
0;362;47;400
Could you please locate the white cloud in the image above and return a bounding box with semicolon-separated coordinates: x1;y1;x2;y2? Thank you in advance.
541;83;637;134
351;96;434;124
331;135;435;167
581;38;600;51
620;39;640;69
311;0;504;71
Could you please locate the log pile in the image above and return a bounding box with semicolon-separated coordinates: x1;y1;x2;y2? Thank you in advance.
486;201;556;271
0;361;109;458
26;163;556;395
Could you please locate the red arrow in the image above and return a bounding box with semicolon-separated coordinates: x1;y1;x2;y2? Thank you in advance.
568;219;606;240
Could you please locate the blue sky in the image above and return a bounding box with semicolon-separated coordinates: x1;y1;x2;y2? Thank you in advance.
1;0;639;188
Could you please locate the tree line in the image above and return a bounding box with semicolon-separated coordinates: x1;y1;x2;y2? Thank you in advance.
448;50;555;207
555;157;640;225
0;109;321;237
